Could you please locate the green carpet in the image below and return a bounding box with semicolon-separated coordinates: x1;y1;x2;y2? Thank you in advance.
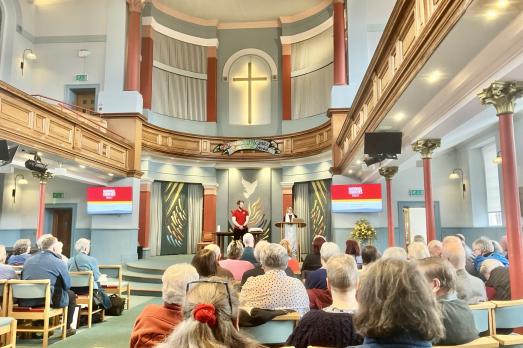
16;296;161;348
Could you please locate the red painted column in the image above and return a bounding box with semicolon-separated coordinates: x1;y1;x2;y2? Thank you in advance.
499;112;523;299
138;181;151;248
203;185;217;241
140;25;153;109
125;0;144;91
423;158;436;242
36;181;47;238
206;47;217;122
282;44;292;120
333;0;347;85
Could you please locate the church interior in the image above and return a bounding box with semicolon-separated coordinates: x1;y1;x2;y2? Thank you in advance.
0;0;523;347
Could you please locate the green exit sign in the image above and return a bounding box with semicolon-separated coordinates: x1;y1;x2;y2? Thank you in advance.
74;74;88;81
408;189;424;196
53;192;64;199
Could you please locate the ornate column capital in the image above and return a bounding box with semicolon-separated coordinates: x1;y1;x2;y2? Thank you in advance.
379;166;398;180
203;183;219;195
411;138;441;159
478;81;523;115
127;0;145;13
32;171;53;184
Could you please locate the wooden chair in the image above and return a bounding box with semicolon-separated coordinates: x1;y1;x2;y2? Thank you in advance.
491;299;523;346
241;312;301;345
70;271;105;328
99;265;130;310
0;281;8;317
7;279;67;348
0;317;17;348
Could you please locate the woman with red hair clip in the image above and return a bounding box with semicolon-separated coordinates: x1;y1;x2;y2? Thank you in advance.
157;278;263;348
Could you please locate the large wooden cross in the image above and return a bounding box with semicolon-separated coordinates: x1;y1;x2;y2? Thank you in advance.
232;61;267;125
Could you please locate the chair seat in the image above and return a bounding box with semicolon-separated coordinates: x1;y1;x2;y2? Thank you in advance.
436;337;499;348
494;334;523;345
0;317;13;327
12;307;45;312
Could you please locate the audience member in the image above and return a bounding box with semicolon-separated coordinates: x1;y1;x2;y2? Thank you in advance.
280;239;299;273
240;240;294;286
417;257;478;345
472;236;509;272
382;246;407;260
480;259;510;300
240;233;257;264
0;245;16;280
55;241;69;263
413;235;426;244
157;279;263;348
456;234;477;276
240;243;309;314
499;235;508;258
361;245;380;272
407;242;430;260
305;242;340;290
203;244;234;279
8;238;32;265
287;255;362;348
192;249;226;279
345;239;362;268
21;234;76;335
68;238;111;309
131;264;199;348
353;258;444;347
427;240;443;257
219;241;254;281
301;235;326;272
442;236;486;304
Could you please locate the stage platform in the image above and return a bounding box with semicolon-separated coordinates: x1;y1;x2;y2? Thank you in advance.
123;255;194;297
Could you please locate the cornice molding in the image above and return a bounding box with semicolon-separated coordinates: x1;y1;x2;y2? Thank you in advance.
280;17;333;45
142;17;219;47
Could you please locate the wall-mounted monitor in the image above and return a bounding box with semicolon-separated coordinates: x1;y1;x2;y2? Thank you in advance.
331;184;383;213
364;132;402;156
87;186;133;215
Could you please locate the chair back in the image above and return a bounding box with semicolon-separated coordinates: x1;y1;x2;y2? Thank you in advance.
70;271;93;288
492;300;523;329
9;281;49;299
241;312;300;345
470;307;490;333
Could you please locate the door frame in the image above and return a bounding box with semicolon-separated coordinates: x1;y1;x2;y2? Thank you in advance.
45;203;77;256
397;201;441;246
63;84;100;109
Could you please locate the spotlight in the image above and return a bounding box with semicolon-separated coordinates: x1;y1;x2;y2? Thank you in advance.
25;153;48;174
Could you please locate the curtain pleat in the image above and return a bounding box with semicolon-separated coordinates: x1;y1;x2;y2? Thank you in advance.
149;182;163;257
154;32;207;73
293;183;311;255
291;28;333;72
187;184;204;254
292;63;333;119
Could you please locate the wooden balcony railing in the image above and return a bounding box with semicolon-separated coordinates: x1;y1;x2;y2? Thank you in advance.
333;0;471;173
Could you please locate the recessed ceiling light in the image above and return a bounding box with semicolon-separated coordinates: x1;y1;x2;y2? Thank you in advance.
426;70;443;84
348;169;353;174
108;173;114;177
497;0;509;8
393;112;406;122
355;160;362;165
485;9;499;20
79;165;86;169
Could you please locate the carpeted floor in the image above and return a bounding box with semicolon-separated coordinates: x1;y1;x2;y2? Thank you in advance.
17;296;161;348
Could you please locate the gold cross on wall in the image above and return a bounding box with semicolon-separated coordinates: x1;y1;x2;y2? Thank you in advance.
232;61;267;125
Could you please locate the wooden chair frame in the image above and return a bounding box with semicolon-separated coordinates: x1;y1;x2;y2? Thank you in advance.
69;271;105;328
241;312;301;345
0;281;7;317
7;279;67;348
491;299;523;346
0;318;17;348
99;265;130;310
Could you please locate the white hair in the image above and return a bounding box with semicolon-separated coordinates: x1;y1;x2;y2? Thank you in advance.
242;233;254;247
261;243;288;270
162;263;199;304
320;242;341;263
382;246;408;260
204;244;221;260
37;234;58;251
75;238;91;253
473;237;494;254
253;240;269;262
480;259;504;279
0;245;7;263
408;242;430;260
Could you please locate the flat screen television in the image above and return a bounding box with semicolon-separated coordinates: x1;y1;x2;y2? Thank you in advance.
364;132;402;156
87;186;133;215
331;184;383;213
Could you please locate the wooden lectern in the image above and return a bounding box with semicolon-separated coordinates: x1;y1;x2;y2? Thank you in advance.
275;219;306;260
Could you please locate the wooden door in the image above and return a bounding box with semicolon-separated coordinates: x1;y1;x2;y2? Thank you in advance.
75;92;95;110
51;209;73;257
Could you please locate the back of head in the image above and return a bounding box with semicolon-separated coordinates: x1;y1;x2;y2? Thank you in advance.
408;242;430;260
192;249;217;277
242;233;254;247
345;239;361;256
413;235;426;244
312;235;326;254
480;259;504;279
253;240;269;263
261;243;288;270
442;236;466;270
204;244;221;261
13;239;31;255
499;235;508;252
226;241;243;260
361;245;380;265
416;257;457;294
162;263;199;304
0;245;6;263
74;238;91;254
382;246;408;261
279;239;292;257
160;279;259;348
491;240;503;253
38;234;57;251
354;258;444;341
326;254;358;291
320;242;340;263
427;240;443;257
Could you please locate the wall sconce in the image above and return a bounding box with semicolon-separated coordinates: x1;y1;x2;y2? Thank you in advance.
12;174;28;204
449;168;466;199
20;49;37;76
493;151;502;165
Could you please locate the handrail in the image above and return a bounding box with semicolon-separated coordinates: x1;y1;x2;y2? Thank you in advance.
31;94;101;117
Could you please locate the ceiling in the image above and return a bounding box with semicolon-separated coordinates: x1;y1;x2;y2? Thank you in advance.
156;0;325;22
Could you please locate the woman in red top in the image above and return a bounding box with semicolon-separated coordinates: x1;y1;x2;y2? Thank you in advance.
281;239;300;273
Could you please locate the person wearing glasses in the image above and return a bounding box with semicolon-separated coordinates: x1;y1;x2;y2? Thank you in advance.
157;278;263;348
240;243;309;315
131;263;199;348
472;236;509;274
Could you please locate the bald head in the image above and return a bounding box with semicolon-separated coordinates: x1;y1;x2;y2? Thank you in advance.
428;240;443;257
442;236;466;270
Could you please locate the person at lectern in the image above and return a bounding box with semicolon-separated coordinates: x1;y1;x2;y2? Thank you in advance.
283;206;297;222
232;200;249;240
283;206;298;256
